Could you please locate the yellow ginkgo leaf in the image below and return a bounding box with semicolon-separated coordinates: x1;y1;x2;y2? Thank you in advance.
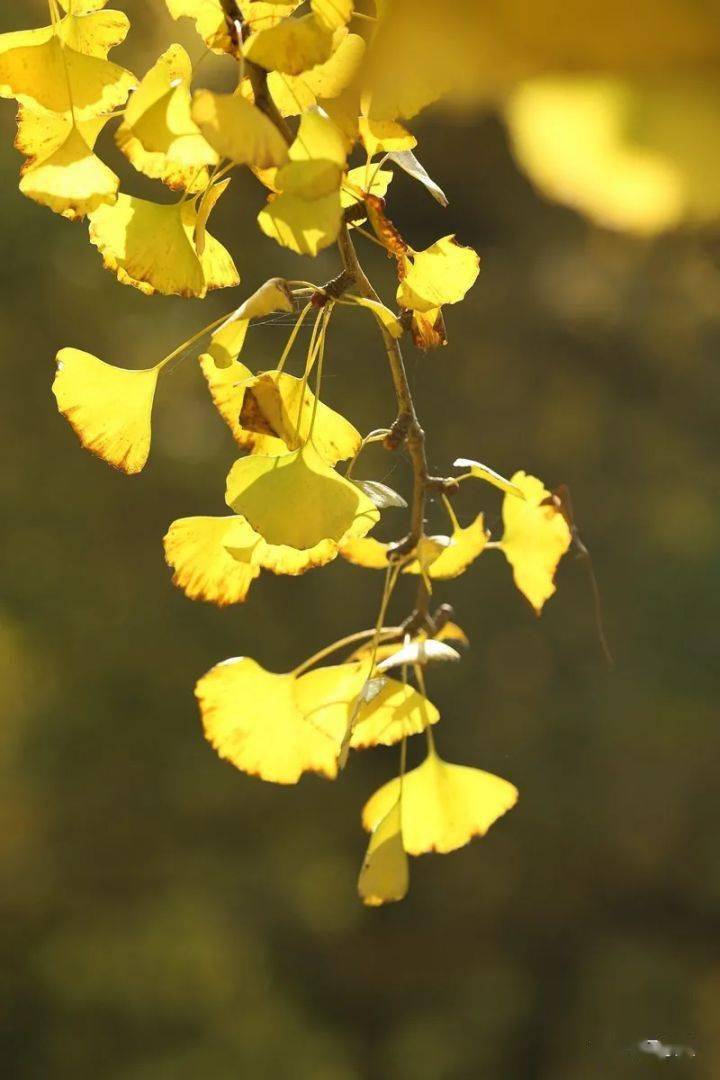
363;746;518;856
358;798;408;906
196;657;341;784
116;45;217;191
258;108;347;253
398;235;480;314
226;531;339;576
56;6;129;56
199;354;255;438
88;187;239;297
58;0;110;12
346;294;403;338
340;536;391;569
291;107;347;166
258;186;343;255
267;30;365;116
164;0;232;54
0;17;135;121
498;471;572;614
163;515;261;605
199;356;359;464
15;106;105;167
226;441;379;549
240;370;361;463
18;116;117;219
243;13;333;75
341;166;393;218
403;514;488;580
435;620;469;647
454;457;525;499
234;277;294;320
311;0;353;31
53;348;157;474
198;279;292;369
359;117;416;157
191;89;289;168
295;661;439;749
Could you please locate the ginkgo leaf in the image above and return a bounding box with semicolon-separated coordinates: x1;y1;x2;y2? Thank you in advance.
341;166;393;212
226;441;379;549
435;621;470;647
258;108;347;253
376;639;460;672
408;534;451;576
362;747;518;855
498;471;572;614
454;457;525;499
311;0;353;31
240;370;361;462
234;278;294;320
225;531;339;576
403;513;489;580
359;118;416;158
19;118;117;219
58;0;110;12
191;90;290;168
295;661;439;749
199;354;256;437
89;187;239;297
258;187;343;254
386;148;448;207
164;0;232;54
243;13;333;75
358;798;408;906
163;515;261;605
53;348;157;474
201;281;293;369
196;657;341;784
116;45;217;191
267;30;364;116
339;536;391;569
0;17;135;121
398;235;480;314
346;294;403;338
291;107;347;166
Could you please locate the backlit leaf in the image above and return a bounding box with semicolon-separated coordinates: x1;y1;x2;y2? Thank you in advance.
19;117;117;219
498;471;572;613
163;515;261;605
362;748;518;855
398;235;480;314
88;186;239;297
267;30;364;116
53;348;157;474
191;89;290;168
358;798;408;906
226;442;379;549
116;44;217;191
243;14;333;75
454;457;525;498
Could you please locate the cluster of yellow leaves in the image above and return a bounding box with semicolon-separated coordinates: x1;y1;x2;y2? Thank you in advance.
342;467;572;615
0;1;135;219
196;655;438;784
21;0;587;909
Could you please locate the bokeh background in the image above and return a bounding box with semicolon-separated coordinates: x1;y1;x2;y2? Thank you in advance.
2;2;720;1077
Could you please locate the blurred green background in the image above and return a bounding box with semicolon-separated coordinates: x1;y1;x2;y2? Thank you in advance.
2;2;720;1077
